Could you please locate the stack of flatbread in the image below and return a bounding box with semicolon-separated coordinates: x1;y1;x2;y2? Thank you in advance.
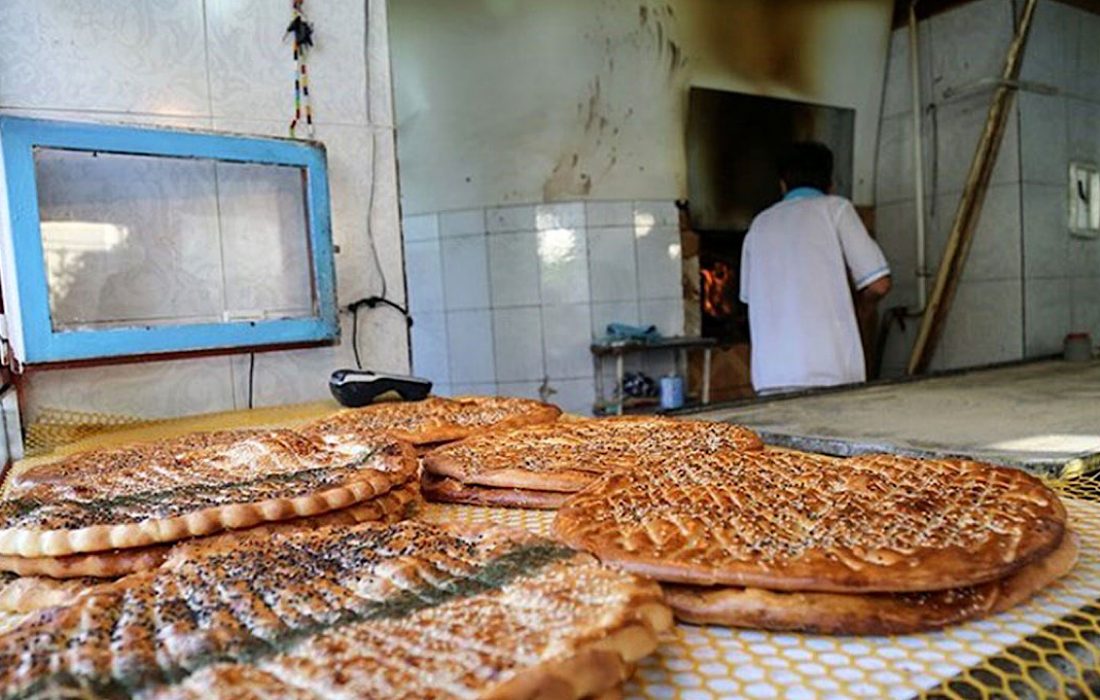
554;451;1075;635
302;395;562;453
0;520;671;699
422;416;764;509
0;428;419;616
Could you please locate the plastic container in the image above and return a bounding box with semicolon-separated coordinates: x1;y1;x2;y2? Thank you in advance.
659;374;685;410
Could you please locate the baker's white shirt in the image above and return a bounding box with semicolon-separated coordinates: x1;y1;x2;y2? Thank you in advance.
739;190;889;393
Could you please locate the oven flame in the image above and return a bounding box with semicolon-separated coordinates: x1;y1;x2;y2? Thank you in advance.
701;261;735;318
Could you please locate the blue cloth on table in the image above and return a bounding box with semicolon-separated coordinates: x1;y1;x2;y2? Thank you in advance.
597;322;661;345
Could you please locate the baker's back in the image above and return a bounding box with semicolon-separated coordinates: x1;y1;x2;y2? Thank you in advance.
740;194;883;392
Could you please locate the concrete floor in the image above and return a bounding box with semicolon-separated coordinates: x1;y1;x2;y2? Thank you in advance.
687;360;1100;475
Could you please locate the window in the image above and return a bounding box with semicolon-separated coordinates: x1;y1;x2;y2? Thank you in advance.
0;117;338;366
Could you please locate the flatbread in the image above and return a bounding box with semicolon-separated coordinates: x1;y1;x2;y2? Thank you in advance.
0;430;417;558
424;416;764;492
6;429;267;496
422;472;569;510
302;395;562;447
0;521;671;699
0;480;422;578
553;451;1067;593
663;532;1079;635
0;571;103;614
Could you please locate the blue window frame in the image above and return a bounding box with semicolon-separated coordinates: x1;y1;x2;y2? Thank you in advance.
0;117;338;365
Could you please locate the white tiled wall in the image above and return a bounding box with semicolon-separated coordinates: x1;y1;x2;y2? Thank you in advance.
403;199;684;414
0;0;409;421
874;0;1100;375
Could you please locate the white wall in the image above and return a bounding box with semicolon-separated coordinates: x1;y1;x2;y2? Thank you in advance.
874;0;1100;375
0;0;408;421
390;0;893;213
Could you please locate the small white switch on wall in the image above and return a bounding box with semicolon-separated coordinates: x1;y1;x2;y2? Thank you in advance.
1069;162;1100;238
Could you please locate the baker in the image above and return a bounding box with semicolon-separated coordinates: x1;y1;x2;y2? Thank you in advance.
739;141;892;395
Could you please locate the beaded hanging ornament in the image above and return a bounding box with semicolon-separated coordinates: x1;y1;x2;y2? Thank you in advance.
286;0;315;138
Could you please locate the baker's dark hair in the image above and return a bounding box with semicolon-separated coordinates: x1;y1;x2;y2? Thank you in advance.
779;141;833;191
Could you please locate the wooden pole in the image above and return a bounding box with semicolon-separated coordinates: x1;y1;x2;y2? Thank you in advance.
906;0;1038;375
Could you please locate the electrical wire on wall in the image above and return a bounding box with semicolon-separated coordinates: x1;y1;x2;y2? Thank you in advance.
343;0;411;370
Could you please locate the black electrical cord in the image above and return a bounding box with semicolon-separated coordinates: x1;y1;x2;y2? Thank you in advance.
247;352;256;409
347;296;412;370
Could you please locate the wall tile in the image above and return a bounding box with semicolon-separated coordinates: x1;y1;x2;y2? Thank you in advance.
545;378;596;416
927;183;1021;282
636;226;682;299
496;381;544;400
450;383;498;397
639;298;685;337
538;228;590;304
439;209;486;238
932;278;1023;371
366;0;395;128
1024;277;1071;357
588;226;638;302
446;309;495;383
0;0;209;115
875;114;918;204
928;0;1013;103
441;235;490;310
633;200;679;228
24;356;235;418
491;307;545;382
402;214;439;242
1072;9;1100;96
585;201;634;228
488;232;540;307
404;239;445;312
933;90;1020;194
1070;276;1100;340
1021;183;1069;279
591;301;641;338
536;202;585;230
1069;237;1100;278
542;303;593;379
409;310;449;384
881;23;934;120
487;205;536;233
1068;99;1100;166
1018;92;1067;186
874;199;920;306
1018;0;1073;92
207;0;367;124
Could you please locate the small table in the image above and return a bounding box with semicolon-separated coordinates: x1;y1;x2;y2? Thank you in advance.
590;336;717;415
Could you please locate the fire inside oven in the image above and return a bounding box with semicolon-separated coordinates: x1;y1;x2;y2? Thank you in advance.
698;231;748;344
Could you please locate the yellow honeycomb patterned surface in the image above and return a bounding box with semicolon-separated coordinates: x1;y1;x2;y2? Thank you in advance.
421;482;1100;700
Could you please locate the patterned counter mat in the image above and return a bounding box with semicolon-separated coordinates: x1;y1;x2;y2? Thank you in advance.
420;495;1100;700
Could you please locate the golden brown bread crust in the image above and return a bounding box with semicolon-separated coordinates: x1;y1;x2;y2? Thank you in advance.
0;521;670;699
554;452;1067;593
422;472;569;510
6;429;267;496
0;480;421;578
0;572;103;613
0;433;418;557
663;532;1078;634
302;395;562;447
663;531;1079;634
424;416;764;492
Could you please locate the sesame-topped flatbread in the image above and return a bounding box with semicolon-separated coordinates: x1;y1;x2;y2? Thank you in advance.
301;395;562;447
424;417;764;495
663;531;1079;634
553;451;1066;593
0;430;417;558
0;480;422;578
0;521;671;700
